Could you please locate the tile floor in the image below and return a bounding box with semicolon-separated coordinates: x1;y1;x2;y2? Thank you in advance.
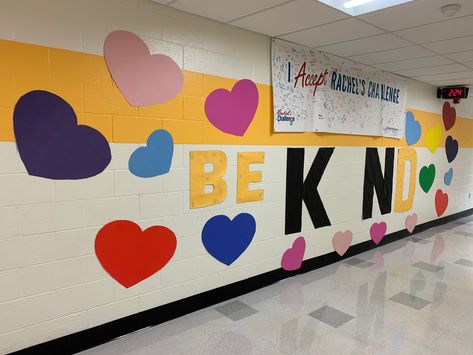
81;217;473;354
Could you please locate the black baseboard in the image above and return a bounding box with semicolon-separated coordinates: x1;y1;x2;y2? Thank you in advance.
11;208;473;355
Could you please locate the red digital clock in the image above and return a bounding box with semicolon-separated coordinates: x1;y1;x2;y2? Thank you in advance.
437;86;469;99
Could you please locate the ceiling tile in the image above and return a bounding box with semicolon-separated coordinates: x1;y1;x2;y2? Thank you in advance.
348;45;434;65
424;35;473;54
375;56;454;71
280;18;383;48
170;0;288;23
230;0;347;37
415;70;473;83
427;78;473;86
395;15;473;44
318;33;410;58
396;63;471;77
359;0;473;31
446;50;473;62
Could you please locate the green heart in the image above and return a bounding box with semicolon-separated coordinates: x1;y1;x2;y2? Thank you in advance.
419;164;436;193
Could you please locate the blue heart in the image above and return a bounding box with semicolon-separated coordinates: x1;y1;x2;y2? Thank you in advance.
202;213;256;266
405;111;421;146
444;168;453;186
128;129;173;178
445;135;458;163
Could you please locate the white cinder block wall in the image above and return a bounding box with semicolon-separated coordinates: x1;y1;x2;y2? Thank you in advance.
0;0;473;353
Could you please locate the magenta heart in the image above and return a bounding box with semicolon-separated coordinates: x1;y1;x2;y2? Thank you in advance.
281;236;305;271
370;222;387;245
405;213;417;234
104;30;183;107
204;79;259;136
332;230;353;256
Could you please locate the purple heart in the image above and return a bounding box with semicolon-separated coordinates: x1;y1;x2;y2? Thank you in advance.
445;135;458;163
204;79;259;136
14;90;111;179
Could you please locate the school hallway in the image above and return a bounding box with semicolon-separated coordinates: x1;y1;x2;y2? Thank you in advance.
81;216;473;355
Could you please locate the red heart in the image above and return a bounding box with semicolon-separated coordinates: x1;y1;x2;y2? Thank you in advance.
95;220;176;288
435;189;448;217
442;102;456;131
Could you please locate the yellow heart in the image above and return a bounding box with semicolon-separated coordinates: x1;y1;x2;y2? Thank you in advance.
425;124;442;153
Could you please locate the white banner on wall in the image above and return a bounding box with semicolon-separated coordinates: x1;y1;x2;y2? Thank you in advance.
272;39;407;138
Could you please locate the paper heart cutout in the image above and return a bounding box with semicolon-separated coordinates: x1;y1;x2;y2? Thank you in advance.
332;230;353;256
405;111;421;146
281;236;306;271
104;30;183;107
425;124;442;153
202;213;256;265
444;168;453;186
95;220;176;288
442;102;456;131
205;79;259;136
431;236;445;263
435;189;448;217
14;90;111;180
370;222;387;245
419;164;436;193
128;129;174;178
445;135;459;163
443;168;453;186
405;213;417;234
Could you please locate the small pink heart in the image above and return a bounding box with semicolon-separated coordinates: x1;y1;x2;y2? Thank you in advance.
370;222;387;245
332;230;353;256
405;213;417;234
281;236;305;271
205;79;259;136
104;30;183;107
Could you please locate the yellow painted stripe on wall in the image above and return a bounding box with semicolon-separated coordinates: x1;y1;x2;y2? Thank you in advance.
0;38;471;147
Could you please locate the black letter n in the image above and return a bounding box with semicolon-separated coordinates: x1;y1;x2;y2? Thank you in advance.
285;148;334;235
362;148;394;220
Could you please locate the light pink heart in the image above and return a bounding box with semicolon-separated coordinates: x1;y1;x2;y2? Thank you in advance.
281;236;305;271
370;222;387;245
405;213;417;234
204;79;259;136
332;230;353;256
104;30;183;107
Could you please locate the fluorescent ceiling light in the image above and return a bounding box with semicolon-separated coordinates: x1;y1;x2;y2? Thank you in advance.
343;0;375;9
319;0;414;16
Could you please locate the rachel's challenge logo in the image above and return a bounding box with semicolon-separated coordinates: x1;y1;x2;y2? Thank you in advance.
276;109;295;125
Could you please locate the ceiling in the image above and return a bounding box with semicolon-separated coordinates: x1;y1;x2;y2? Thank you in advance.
153;0;473;87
